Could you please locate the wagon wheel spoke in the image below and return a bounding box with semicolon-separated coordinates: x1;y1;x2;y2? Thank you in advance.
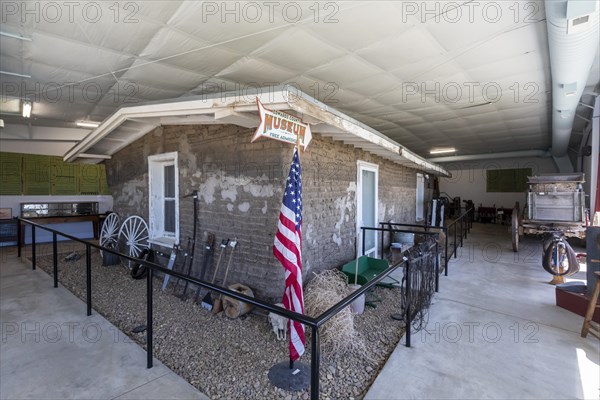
132;227;148;242
136;235;149;244
100;213;120;259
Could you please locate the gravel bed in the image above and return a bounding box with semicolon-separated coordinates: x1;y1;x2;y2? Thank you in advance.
34;246;405;400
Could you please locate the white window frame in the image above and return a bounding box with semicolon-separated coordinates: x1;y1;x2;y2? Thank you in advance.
416;173;425;222
356;160;379;257
148;152;179;246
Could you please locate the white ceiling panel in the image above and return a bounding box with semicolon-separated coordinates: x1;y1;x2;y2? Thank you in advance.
425;1;544;53
215;57;297;85
138;27;213;60
167;2;289;49
1;0;597;159
305;2;414;51
28;32;136;77
119;59;207;91
356;27;444;71
306;55;383;86
134;1;185;24
455;22;548;71
252;28;345;73
138;28;242;77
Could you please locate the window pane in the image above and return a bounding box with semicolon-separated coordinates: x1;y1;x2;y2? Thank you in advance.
164;165;175;198
164;200;175;233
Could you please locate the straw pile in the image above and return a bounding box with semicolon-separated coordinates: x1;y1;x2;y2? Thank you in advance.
304;270;370;361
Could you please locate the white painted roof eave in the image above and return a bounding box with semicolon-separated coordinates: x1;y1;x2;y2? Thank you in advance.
63;87;450;177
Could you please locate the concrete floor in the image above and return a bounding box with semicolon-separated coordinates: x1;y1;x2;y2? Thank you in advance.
367;223;600;400
0;247;208;400
2;224;599;399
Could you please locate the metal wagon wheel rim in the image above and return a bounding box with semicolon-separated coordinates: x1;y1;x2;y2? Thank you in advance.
511;211;519;252
118;216;149;269
99;213;120;259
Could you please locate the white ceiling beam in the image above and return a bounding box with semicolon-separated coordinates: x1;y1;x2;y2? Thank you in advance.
77;153;112;160
214;108;259;128
160;115;217;125
0;137;78;143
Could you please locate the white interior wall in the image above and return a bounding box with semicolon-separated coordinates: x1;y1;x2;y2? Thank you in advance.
0;141;75;156
0;124;91;156
438;157;558;209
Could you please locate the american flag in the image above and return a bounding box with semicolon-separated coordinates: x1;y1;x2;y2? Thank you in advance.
273;147;305;361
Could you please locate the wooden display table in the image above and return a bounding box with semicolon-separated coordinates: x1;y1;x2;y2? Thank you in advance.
20;201;101;243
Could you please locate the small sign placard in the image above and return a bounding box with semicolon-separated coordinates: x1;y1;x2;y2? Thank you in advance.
252;99;312;150
0;208;12;219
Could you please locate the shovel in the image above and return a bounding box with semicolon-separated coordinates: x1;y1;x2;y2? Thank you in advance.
212;238;237;315
201;239;229;311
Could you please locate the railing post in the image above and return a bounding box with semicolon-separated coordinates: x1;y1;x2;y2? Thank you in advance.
310;325;320;400
17;218;22;258
53;232;58;288
405;261;411;348
467;211;472;233
31;225;36;270
86;244;92;316
380;228;384;260
444;228;449;276
361;227;365;255
454;223;457;259
147;267;154;368
460;218;464;247
434;241;439;293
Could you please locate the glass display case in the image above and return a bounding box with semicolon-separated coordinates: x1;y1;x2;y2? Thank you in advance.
21;202;99;218
19;202;101;242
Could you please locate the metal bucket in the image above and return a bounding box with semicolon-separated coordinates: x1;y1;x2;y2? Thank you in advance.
102;250;120;266
348;284;365;314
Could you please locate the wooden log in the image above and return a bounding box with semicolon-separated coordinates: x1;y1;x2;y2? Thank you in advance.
223;283;255;319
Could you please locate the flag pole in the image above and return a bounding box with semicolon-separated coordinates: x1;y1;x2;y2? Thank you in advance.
290;131;301;372
296;131;301;157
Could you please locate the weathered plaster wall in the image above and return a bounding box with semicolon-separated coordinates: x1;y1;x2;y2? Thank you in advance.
106;125;420;301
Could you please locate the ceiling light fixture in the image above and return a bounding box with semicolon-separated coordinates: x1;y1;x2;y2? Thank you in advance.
76;121;100;128
22;100;32;118
0;31;32;41
430;148;456;154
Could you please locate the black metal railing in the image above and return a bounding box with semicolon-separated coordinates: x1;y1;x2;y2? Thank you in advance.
16;217;407;400
446;208;474;262
378;222;448;277
359;225;441;348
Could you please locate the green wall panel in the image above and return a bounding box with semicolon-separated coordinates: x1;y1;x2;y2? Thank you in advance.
51;160;79;195
0;153;22;195
79;164;102;194
0;152;110;195
23;155;56;195
486;168;532;193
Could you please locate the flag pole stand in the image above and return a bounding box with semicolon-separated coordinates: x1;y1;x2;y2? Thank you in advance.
268;359;310;392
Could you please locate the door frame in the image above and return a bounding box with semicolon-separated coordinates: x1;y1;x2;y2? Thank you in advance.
356;160;379;257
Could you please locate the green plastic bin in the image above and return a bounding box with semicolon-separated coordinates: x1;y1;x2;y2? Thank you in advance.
342;256;390;285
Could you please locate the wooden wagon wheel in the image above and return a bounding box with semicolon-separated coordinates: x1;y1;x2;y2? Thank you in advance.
117;215;149;269
511;208;519;252
99;212;120;259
